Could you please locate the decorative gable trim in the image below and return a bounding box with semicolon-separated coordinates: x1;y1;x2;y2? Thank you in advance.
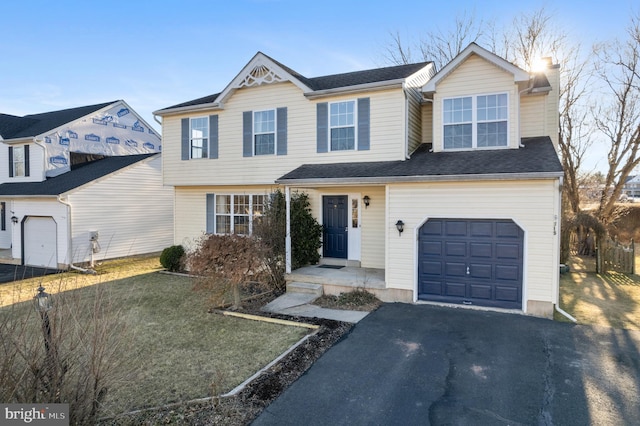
422;43;530;93
216;52;313;106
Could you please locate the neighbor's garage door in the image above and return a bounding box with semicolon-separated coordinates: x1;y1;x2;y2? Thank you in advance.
23;216;58;269
418;219;523;309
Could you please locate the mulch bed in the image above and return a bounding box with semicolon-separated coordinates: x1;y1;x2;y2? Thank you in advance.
99;292;354;425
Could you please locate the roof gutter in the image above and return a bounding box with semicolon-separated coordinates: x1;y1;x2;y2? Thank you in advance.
153;102;223;117
304;80;405;99
276;171;564;186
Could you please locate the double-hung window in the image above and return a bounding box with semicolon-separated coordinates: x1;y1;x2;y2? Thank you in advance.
254;110;276;155
190;117;209;159
12;146;26;177
443;93;508;149
329;101;355;151
213;194;265;235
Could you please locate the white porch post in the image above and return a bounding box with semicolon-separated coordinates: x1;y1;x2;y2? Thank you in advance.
285;186;292;273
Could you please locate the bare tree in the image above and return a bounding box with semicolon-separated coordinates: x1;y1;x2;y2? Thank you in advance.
593;14;640;225
383;11;486;69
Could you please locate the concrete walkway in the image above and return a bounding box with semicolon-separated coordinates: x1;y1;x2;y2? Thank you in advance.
261;292;370;323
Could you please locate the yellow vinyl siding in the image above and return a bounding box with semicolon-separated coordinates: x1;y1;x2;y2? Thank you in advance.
432;54;519;151
421;102;433;145
386;179;558;304
520;95;546;138
162;82;407;187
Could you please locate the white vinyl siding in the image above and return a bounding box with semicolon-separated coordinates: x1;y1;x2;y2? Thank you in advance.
386;179;559;306
67;155;173;264
162;83;407;187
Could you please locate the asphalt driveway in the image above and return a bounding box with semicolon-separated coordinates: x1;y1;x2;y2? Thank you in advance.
253;303;640;426
0;263;60;284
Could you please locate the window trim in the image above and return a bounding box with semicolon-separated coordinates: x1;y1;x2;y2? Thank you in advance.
442;92;509;151
209;193;266;235
189;116;209;159
328;99;357;152
253;109;277;156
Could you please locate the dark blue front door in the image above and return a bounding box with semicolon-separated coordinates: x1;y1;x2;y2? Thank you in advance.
323;196;348;259
418;219;524;309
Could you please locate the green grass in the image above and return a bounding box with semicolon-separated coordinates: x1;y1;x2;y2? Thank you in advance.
557;253;640;330
0;256;309;417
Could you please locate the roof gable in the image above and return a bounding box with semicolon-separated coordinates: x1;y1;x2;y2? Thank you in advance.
155;57;433;114
423;43;530;93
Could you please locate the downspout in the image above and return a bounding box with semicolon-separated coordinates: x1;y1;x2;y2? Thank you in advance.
403;84;410;159
33;138;48;180
517;86;531;148
56;195;96;274
553;176;576;322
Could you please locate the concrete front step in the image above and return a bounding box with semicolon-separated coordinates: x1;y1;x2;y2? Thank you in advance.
287;281;324;296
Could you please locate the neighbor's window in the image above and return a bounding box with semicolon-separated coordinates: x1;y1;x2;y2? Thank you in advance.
12;146;25;177
254;110;276;155
190;117;209;159
330;101;355;151
214;194;265;235
443;93;508;149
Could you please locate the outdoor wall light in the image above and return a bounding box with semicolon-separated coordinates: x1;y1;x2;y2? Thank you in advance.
395;220;405;236
11;216;18;224
363;195;370;208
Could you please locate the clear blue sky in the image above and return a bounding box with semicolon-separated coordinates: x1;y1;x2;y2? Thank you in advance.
0;0;636;170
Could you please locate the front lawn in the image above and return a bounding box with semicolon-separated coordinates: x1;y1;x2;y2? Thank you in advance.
0;255;309;419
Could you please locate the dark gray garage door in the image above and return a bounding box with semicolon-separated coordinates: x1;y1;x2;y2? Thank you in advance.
418;219;523;309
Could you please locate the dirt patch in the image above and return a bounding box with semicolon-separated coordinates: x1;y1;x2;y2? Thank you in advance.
99;293;353;425
313;289;382;312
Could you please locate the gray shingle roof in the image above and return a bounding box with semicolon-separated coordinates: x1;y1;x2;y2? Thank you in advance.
0;154;157;196
276;137;562;183
0;101;117;139
159;60;431;111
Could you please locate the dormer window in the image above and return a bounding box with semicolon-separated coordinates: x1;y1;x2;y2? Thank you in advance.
443;93;508;149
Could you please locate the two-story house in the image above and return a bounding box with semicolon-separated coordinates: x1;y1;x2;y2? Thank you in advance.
155;43;563;318
0;100;173;269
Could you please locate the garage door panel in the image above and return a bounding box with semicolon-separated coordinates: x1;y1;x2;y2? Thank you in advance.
422;220;443;236
495;286;519;302
445;282;466;297
445;241;466;257
445;262;467;277
422;241;442;256
469;284;492;299
470;221;492;237
470;242;492;258
420;280;442;295
445;221;467;237
496;222;521;238
496;264;519;281
496;243;520;259
470;263;492;279
422;260;442;276
418;218;523;309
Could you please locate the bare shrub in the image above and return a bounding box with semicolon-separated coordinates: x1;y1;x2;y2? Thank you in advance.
0;281;134;424
189;234;269;310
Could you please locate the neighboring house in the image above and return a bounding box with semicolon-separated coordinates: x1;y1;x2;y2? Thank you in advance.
623;175;640;199
154;43;563;318
0;101;173;269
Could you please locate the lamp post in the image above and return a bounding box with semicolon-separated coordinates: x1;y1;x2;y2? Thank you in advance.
34;285;56;398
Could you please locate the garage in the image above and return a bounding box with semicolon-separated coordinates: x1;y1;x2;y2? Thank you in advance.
418;218;523;309
23;216;58;269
